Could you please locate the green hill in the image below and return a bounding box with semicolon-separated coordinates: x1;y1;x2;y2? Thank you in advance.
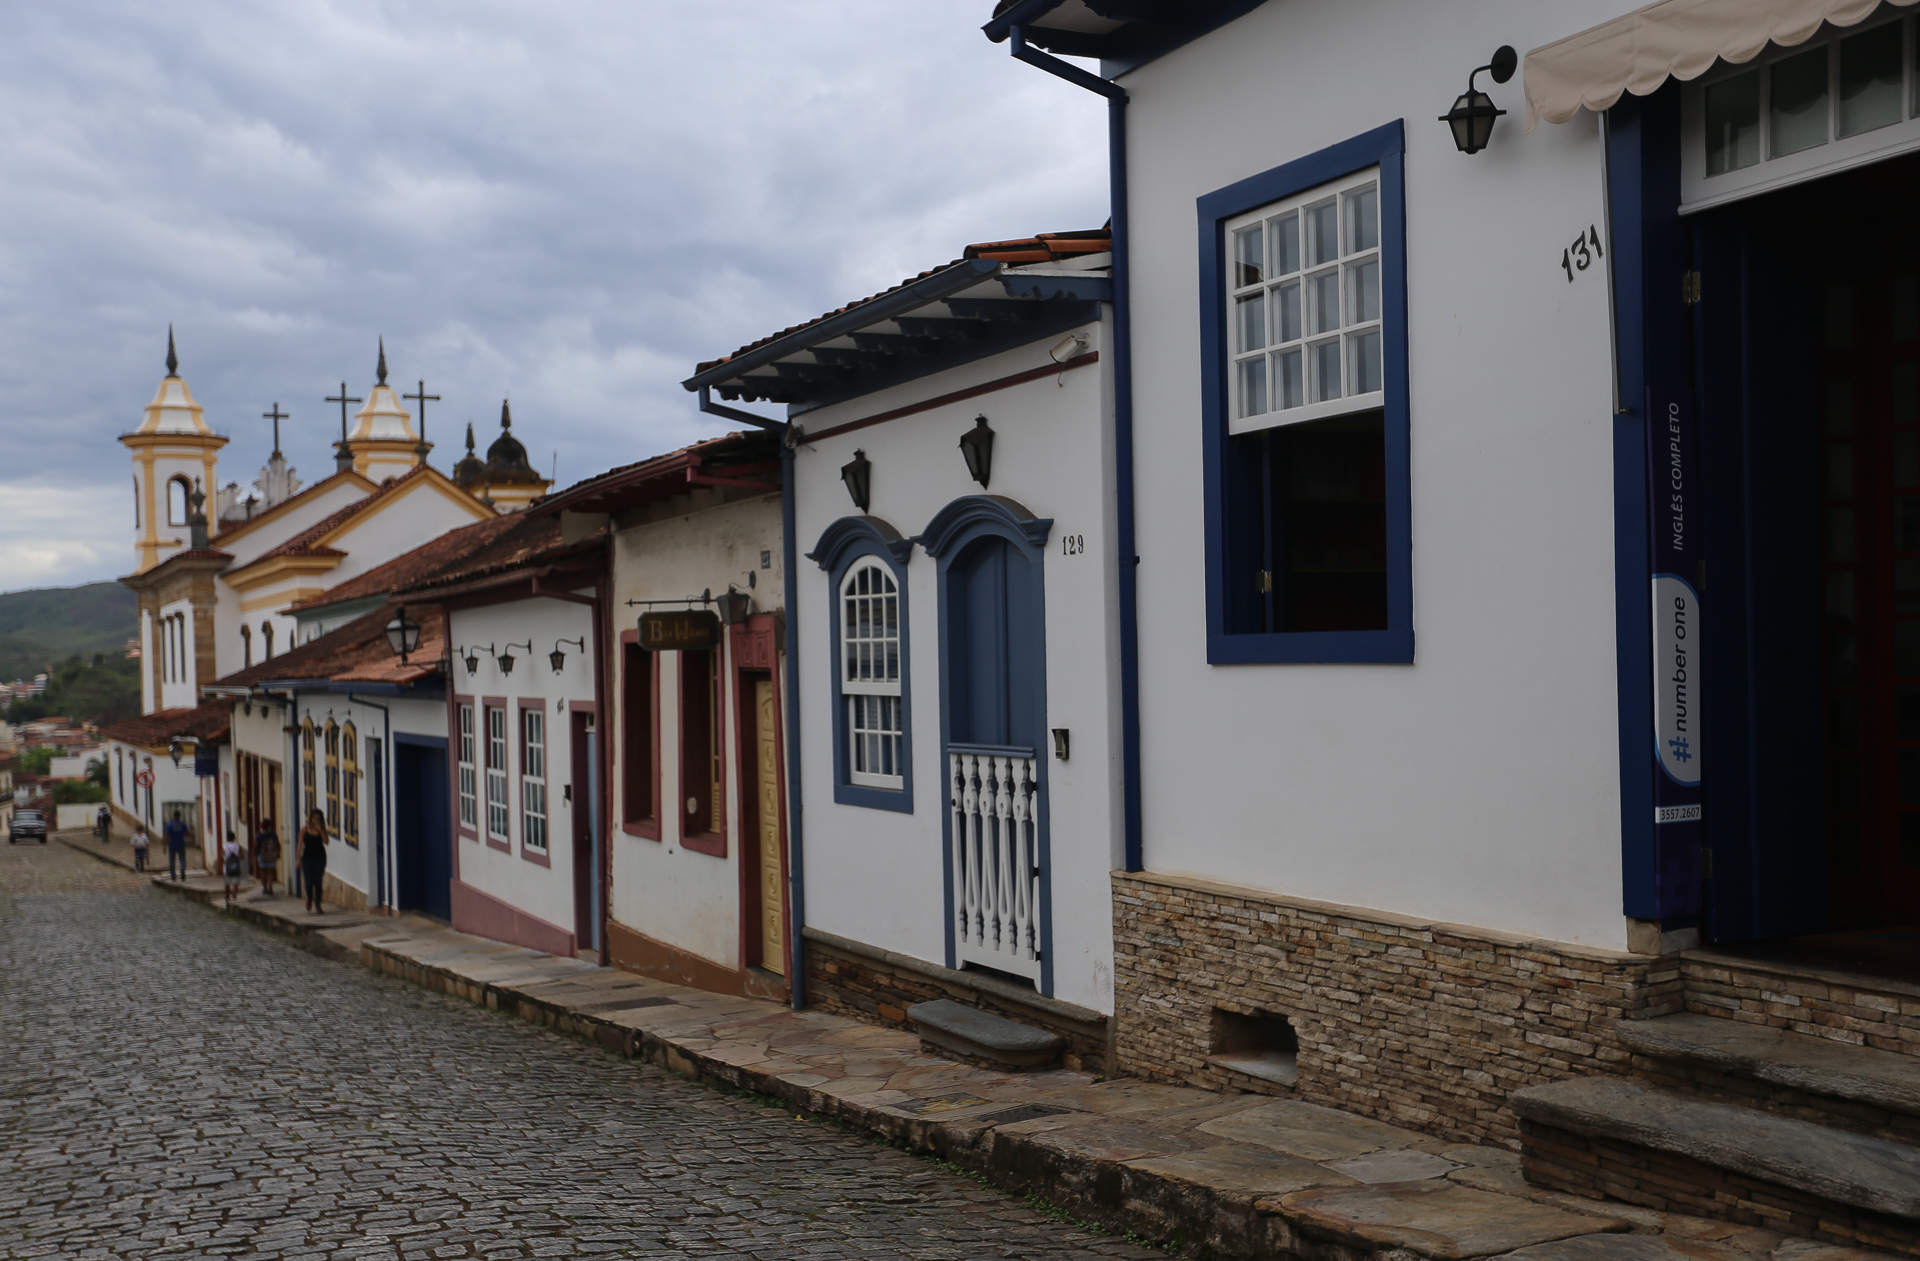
0;582;136;682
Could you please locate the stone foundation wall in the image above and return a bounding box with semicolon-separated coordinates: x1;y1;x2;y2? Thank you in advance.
802;928;1110;1075
1682;952;1920;1058
1112;871;1683;1148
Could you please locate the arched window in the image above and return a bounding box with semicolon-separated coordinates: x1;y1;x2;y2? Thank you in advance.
841;559;904;789
240;625;252;668
300;719;316;823
143;758;154;825
167;477;191;526
261;622;273;659
341;721;359;847
116;748;124;803
324;721;340;834
132;475;140;529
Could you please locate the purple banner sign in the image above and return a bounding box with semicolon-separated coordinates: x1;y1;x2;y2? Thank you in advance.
1648;386;1702;918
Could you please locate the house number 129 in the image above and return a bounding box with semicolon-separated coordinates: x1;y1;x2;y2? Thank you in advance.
1061;534;1085;555
1560;225;1604;283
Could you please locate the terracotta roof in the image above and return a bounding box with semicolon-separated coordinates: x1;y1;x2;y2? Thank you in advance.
239;465;442;569
537;430;781;518
209;467;376;546
219;604;447;690
100;700;231;749
291;507;600;614
693;227;1110;375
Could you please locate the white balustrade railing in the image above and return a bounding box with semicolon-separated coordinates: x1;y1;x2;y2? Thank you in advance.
948;745;1042;980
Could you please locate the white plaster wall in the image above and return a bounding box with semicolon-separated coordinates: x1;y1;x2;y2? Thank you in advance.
448;598;596;937
607;494;784;972
212;480;364;569
158;596;197;711
1122;0;1641;950
789;323;1121;1013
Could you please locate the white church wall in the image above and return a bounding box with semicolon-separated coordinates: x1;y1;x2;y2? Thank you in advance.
158;596;198;711
1120;0;1630;950
789;325;1121;1013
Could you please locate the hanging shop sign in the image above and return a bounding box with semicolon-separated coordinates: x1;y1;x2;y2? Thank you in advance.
638;609;721;652
1648;385;1702;918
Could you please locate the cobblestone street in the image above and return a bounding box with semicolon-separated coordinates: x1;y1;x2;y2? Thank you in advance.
0;842;1160;1260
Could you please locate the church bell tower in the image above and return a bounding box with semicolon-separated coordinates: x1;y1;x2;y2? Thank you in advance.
121;329;228;574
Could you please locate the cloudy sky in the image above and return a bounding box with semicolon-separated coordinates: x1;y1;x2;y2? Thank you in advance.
0;1;1107;593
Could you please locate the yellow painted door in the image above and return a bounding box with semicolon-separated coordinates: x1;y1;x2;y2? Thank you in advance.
755;679;784;974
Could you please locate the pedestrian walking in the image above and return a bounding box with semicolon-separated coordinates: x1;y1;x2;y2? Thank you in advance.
131;825;150;872
299;809;329;914
221;834;243;908
254;820;281;898
164;811;190;881
96;804;110;842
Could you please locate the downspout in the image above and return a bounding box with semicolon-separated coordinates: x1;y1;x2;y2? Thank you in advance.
347;692;392;914
699;386;806;1011
533;571;612;962
1007;28;1143;872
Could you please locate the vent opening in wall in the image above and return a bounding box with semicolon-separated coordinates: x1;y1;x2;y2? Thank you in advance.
1206;1007;1299;1087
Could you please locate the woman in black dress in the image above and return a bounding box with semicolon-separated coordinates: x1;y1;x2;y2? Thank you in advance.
299;809;330;913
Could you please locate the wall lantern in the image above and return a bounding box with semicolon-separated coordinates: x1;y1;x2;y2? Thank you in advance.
840;449;871;512
1051;727;1070;762
550;637;585;674
959;415;994;488
460;645;489;677
384;605;422;664
716;588;753;626
497;641;532;676
1440;45;1516;155
169;739;184;767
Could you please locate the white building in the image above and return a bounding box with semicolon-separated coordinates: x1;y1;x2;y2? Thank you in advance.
684;230;1121;1064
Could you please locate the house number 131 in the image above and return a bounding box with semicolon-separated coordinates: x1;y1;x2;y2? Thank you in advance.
1061;534;1085;555
1560;225;1604;283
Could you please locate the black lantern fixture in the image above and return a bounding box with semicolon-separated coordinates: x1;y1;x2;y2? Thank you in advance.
1440;45;1517;155
716;587;753;626
384;605;422;664
168;739;184;768
497;641;531;676
840;449;871;512
959;415;994;488
460;645;487;677
550;637;585;674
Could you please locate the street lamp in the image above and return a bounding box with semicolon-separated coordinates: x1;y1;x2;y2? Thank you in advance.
384;606;422;664
1440;45;1517;155
497;641;531;676
840;449;871;512
716;588;753;625
959;415;994;488
550;637;585;674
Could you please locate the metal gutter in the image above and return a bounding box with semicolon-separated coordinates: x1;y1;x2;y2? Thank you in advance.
680;259;1003;395
699;390;807;1013
1007;26;1144;873
982;0;1068;43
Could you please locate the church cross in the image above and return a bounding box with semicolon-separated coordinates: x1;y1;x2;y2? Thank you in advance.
262;403;288;456
325;382;362;472
404;380;440;462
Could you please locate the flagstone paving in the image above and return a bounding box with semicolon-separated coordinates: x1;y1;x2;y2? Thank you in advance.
31;835;1914;1259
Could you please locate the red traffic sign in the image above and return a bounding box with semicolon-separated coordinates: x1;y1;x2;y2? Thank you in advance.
134;769;155;788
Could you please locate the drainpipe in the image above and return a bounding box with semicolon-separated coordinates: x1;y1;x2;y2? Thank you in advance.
347;693;392;914
1006;28;1143;872
699;387;806;1011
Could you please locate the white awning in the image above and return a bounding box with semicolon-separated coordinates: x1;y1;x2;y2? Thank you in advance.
1524;0;1919;130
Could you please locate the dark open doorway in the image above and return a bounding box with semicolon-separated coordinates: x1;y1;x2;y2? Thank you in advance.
394;736;451;921
1700;151;1920;947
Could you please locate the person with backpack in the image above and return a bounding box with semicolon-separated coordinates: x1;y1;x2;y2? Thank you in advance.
299;809;329;914
254;820;281;898
221;832;243;908
164;811;190;881
131;825;151;873
96;804;110;842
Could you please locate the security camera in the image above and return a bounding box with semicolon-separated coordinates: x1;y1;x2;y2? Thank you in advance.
1049;333;1091;364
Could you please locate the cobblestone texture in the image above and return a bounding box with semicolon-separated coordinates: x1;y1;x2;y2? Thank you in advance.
0;841;1161;1259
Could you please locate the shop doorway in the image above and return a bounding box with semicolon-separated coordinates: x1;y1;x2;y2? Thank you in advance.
1700;152;1920;949
394;736;451;921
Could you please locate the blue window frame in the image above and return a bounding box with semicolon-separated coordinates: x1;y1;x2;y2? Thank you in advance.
809;516;915;813
1199;120;1413;664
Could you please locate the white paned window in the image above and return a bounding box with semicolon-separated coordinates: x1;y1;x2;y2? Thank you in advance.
841;560;903;788
522;708;547;852
485;705;509;842
457;704;477;829
1228;167;1382;435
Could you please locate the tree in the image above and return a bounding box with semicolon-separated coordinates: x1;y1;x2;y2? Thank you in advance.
16;746;53;776
53;779;108;804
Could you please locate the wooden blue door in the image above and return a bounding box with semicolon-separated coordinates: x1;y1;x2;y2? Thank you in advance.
947;536;1042;748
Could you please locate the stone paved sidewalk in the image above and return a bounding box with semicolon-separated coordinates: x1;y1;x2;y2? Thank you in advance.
149;873;1898;1261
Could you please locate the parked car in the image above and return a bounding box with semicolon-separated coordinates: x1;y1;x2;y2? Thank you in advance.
9;808;47;844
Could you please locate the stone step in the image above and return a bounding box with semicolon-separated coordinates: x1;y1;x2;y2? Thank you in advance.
907;998;1063;1071
1682;948;1920;1061
1620;1013;1920;1142
1514;1077;1920;1254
